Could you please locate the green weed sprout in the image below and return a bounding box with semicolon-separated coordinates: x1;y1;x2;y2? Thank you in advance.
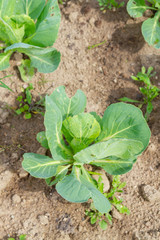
58;0;66;4
97;0;124;11
15;84;45;119
119;66;160;121
8;234;26;240
85;175;129;230
0;75;13;92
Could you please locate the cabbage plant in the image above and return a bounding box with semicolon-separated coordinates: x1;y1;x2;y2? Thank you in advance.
127;0;160;48
0;0;61;73
22;86;151;213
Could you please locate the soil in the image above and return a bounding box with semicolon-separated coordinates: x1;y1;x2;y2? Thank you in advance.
0;1;160;240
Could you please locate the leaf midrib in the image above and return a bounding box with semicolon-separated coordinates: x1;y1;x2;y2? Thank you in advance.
26;160;71;170
0;52;11;65
101;124;136;142
28;52;55;66
91;159;133;164
55;125;73;156
130;6;156;10
150;11;160;44
0;17;18;43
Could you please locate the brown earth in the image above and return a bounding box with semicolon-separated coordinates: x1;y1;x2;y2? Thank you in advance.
0;1;160;240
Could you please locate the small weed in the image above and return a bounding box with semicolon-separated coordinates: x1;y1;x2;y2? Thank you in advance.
0;75;13;92
37;75;48;88
85;175;129;230
18;59;34;82
0;143;27;153
119;66;160;121
88;40;106;50
97;0;124;11
58;0;66;4
105;176;130;214
8;234;26;240
15;84;45;119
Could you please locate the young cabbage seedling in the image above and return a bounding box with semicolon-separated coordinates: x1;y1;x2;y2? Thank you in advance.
15;84;45;119
85;175;129;230
119;66;160;121
22;86;150;214
0;0;61;74
97;0;124;11
127;0;160;48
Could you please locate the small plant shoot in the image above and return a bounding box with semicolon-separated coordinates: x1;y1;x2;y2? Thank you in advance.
85;175;129;230
97;0;124;11
127;0;160;48
15;84;45;119
8;235;26;240
120;66;160;120
58;0;66;4
22;86;150;214
0;0;61;74
18;59;35;82
0;75;13;92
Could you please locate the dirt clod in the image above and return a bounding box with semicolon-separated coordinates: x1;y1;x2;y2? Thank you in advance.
0;170;14;195
36;147;47;155
18;168;29;179
38;215;49;225
111;206;123;220
92;169;110;192
81;5;91;15
0;108;9;124
68;12;78;22
140;185;160;202
11;152;19;161
148;143;157;152
12;194;21;204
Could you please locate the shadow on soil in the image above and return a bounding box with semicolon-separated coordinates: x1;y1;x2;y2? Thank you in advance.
0;105;44;172
79;0;130;23
107;86;142;103
111;22;145;53
68;0;145;53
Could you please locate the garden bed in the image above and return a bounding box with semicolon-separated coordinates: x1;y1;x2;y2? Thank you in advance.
0;1;160;239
